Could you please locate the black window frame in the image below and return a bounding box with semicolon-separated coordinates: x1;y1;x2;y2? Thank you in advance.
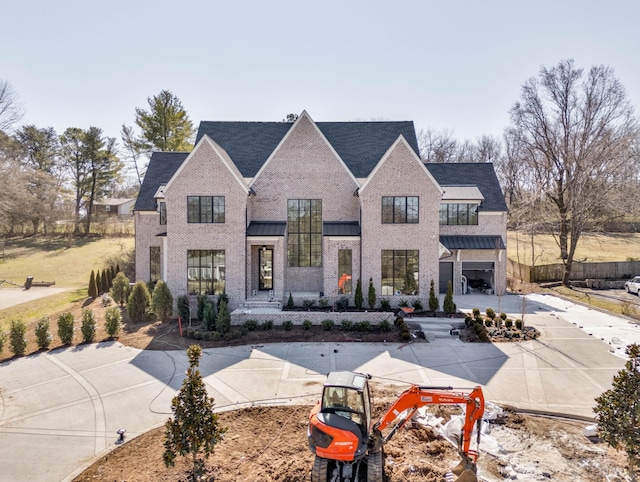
381;196;419;224
187;196;225;223
439;203;479;225
187;249;225;295
159;201;166;225
381;249;419;296
287;199;322;267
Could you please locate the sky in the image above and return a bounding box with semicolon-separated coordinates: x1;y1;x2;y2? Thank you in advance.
2;0;640;146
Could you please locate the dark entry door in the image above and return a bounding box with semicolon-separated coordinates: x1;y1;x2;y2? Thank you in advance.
259;248;273;291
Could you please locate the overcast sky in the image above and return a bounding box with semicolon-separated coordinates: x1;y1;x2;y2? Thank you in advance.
2;0;639;145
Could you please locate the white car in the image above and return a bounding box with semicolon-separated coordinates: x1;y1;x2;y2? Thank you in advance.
624;276;640;295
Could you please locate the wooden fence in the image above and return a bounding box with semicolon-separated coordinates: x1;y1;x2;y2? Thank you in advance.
508;258;640;283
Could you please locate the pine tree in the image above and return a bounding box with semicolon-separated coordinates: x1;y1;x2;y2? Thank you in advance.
164;345;226;481
216;300;231;334
101;270;109;295
367;278;377;310
151;280;174;321
127;281;151;323
594;343;640;478
88;270;98;298
428;280;439;312
106;267;113;290
443;280;456;314
354;278;363;310
111;272;130;306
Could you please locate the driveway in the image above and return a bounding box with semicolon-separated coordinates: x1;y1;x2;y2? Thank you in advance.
0;293;635;482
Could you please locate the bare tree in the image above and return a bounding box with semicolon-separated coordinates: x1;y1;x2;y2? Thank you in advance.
120;124;146;187
0;80;23;133
418;128;461;162
509;59;638;287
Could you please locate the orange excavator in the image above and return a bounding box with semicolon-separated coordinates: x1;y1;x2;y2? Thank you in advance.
308;371;485;482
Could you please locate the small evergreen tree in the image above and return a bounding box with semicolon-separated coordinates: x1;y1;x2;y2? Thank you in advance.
177;295;191;322
367;278;377;310
88;270;98;298
216;300;231;334
57;312;75;345
287;292;294;309
35;317;52;350
81;309;96;343
594;343;640;478
106;267;113;290
164;345;227;480
95;269;102;295
0;331;5;356
197;294;208;321
127;281;151;323
100;270;109;295
104;306;122;338
151;280;174;321
203;301;216;331
354;278;363;310
443;280;456;314
217;292;229;311
10;319;27;356
428;280;439;312
111;272;130;306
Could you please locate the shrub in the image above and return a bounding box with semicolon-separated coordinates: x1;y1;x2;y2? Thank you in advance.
57;312;75;345
464;313;473;326
472;307;481;317
105;307;122;338
485;308;496;320
318;297;328;308
412;299;423;311
515;319;523;330
261;320;274;331
377;319;392;333
0;331;5;355
81;309;97;343
500;312;507;321
111;272;130;306
287;292;294;309
367;278;376;310
127;281;151;323
354;278;363;310
443;281;456;314
302;319;312;330
303;299;316;309
101;293;112;307
10;319;27;356
336;297;349;310
400;327;411;342
203;302;216;331
177;295;191;323
341;320;353;331
216;300;231;334
356;320;372;332
106;267;113;290
505;319;513;329
151;281;174;321
428;280;439;312
283;320;294;331
485;319;493;328
101;270;109;295
243;319;259;331
216;292;229;311
35;317;52;351
380;298;391;311
322;319;334;331
398;298;409;307
88;270;98;298
197;294;209;321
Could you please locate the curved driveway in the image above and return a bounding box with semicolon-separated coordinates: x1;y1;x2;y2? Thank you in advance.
0;293;634;482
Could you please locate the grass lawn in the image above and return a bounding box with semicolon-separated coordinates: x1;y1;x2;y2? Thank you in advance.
0;236;134;330
507;231;640;264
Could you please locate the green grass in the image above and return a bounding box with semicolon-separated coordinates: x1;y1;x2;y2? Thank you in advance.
0;235;134;329
508;231;640;264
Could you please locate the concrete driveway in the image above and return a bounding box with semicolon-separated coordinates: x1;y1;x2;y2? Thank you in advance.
0;293;634;482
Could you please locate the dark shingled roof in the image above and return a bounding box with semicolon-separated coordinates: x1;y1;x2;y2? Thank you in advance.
246;222;287;236
425;163;508;212
440;235;506;250
323;222;361;236
134;152;189;211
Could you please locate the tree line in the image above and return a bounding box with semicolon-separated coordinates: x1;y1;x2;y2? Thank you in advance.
0;85;195;235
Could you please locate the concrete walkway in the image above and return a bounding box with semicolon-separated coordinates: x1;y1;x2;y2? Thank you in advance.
0;293;634;482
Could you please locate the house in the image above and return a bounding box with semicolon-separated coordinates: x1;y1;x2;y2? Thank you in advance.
134;111;507;311
94;198;135;216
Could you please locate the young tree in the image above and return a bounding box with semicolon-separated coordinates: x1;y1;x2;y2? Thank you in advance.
80;309;96;343
216;300;230;334
35;317;52;350
111;271;129;306
163;345;226;480
101;269;109;295
57;312;74;345
509;59;638;287
594;343;640;479
428;280;440;312
9;319;27;356
443;280;456;314
354;278;363;310
151;280;174;321
104;306;123;339
88;270;98;298
135;90;195;152
367;278;377;310
127;281;151;323
203;301;216;331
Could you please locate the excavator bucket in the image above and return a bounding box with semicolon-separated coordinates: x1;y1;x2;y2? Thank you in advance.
450;454;477;482
453;469;478;482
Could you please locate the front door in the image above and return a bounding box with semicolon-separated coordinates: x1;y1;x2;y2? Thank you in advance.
259;248;273;291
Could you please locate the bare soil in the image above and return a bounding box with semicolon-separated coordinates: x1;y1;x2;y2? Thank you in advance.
1;298;631;481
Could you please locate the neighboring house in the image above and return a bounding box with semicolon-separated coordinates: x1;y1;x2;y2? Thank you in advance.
94;198;135;216
134;111;507;310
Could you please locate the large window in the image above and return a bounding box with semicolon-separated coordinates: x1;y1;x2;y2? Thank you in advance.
150;247;161;283
187;250;225;295
338;249;352;294
439;203;478;225
287;199;322;267
187;196;225;223
381;250;419;296
382;196;419;224
159;202;166;225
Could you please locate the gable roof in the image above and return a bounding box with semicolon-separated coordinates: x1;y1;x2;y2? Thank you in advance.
424;162;507;212
134;152;189;211
196;120;420;178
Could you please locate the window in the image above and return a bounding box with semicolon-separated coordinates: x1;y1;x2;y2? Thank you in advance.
382;196;419;224
187;196;225;223
381;250;419;296
338;249;352;294
439;203;478;225
159;202;166;225
150;247;161;283
187;250;225;295
287;199;322;267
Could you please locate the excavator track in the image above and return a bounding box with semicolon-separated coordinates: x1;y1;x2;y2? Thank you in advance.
366;451;383;482
311;456;328;482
